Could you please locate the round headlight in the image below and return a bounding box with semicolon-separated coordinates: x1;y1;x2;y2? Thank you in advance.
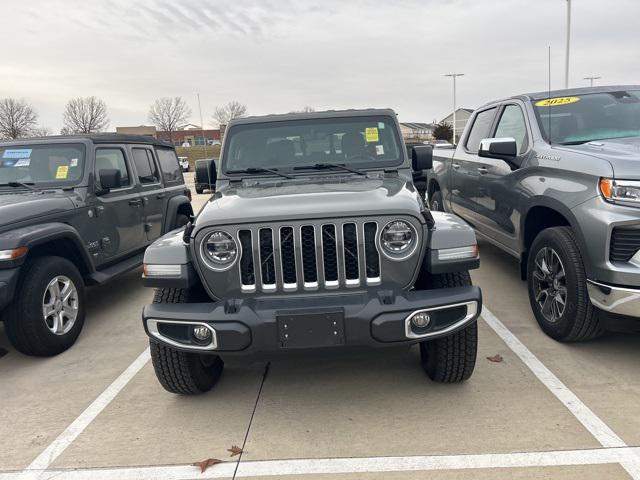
203;231;237;269
380;220;416;256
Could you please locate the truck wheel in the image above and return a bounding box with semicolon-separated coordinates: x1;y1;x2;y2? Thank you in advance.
527;227;603;342
418;271;478;382
430;190;444;212
149;287;223;394
5;256;85;356
195;186;203;194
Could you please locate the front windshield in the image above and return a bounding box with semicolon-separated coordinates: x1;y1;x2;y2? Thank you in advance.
223;115;402;173
0;144;85;186
533;90;640;144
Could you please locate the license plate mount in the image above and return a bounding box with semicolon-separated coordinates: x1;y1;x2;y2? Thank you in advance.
277;309;345;348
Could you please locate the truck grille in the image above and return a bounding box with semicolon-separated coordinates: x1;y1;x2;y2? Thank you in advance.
610;227;640;263
238;221;381;293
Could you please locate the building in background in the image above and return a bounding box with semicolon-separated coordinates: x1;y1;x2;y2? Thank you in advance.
439;108;474;140
116;124;221;147
115;125;157;137
399;122;436;142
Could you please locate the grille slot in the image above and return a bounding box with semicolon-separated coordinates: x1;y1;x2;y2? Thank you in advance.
322;225;339;286
343;223;359;283
259;228;276;288
238;230;255;290
610;227;640;262
301;226;318;286
364;222;380;283
280;227;297;286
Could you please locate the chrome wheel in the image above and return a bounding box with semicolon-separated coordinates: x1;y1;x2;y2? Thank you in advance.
532;247;567;323
42;276;79;335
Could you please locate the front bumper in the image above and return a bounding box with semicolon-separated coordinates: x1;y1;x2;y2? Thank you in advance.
587;280;640;318
142;286;482;354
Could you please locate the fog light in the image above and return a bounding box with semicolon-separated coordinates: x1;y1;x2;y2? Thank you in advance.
411;312;431;328
192;326;212;343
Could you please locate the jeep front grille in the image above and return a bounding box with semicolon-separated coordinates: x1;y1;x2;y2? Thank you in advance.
238;221;381;293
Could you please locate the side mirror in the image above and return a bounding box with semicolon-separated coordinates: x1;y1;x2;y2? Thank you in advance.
97;169;121;195
478;137;517;160
411;145;433;171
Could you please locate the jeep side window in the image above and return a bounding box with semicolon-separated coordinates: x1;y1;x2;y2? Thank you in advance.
95;148;130;188
465;107;497;153
132;148;160;184
494;105;529;154
155;148;183;184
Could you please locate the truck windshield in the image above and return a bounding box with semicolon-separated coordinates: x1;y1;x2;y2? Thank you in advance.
533;90;640;145
223;115;402;173
0;144;85;187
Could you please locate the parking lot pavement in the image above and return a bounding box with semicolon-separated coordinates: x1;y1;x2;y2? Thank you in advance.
1;204;639;479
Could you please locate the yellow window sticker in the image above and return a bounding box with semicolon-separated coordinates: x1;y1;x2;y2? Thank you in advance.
55;165;69;179
365;127;379;142
535;96;580;107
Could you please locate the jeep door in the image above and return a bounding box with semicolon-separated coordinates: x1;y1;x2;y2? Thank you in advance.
93;146;145;264
450;106;498;227
131;146;164;242
473;102;532;253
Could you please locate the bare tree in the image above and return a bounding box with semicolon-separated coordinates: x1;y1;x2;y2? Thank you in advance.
0;98;38;139
62;96;110;133
212;101;247;126
289;106;316;113
148;97;192;142
31;126;52;137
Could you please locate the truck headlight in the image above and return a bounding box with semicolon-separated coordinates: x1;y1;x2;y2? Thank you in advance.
600;178;640;207
380;220;417;258
203;231;238;269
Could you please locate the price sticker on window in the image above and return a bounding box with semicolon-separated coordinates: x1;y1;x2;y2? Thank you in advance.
365;127;379;142
535;96;580;107
55;165;69;179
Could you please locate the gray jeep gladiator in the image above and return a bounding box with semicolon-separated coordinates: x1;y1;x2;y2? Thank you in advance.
142;109;482;395
0;134;193;356
427;86;640;341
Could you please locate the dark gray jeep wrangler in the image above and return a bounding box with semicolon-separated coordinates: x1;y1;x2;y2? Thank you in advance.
0;134;193;356
141;110;482;394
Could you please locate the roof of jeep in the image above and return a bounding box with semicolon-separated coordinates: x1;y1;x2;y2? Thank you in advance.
227;108;397;126
0;133;172;147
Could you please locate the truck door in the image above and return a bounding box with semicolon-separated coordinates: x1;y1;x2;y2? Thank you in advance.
450;106;498;227
93;147;144;264
131;146;164;242
474;103;531;252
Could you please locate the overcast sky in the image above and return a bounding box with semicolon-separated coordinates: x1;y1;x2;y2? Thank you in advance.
3;0;640;132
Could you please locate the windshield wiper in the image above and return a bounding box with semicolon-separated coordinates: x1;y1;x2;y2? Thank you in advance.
0;181;38;191
226;167;294;179
293;163;366;176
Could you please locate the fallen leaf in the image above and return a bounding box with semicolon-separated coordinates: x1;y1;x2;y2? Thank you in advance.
486;354;504;363
228;445;243;457
192;458;222;473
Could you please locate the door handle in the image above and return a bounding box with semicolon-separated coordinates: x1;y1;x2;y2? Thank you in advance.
128;199;142;207
452;163;461;170
477;167;488;174
156;193;166;199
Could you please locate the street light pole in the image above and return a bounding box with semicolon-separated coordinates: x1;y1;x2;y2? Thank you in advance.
444;73;464;144
564;0;572;88
584;76;601;87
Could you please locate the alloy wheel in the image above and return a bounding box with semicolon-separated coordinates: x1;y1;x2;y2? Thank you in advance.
532;247;567;323
42;275;79;335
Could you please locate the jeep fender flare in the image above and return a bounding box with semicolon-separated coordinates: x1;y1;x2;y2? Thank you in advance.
163;195;193;233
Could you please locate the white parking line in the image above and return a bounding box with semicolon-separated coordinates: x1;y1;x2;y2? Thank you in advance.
481;307;640;479
22;348;151;477
1;448;639;480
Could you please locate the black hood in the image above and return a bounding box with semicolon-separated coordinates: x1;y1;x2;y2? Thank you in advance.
0;190;75;227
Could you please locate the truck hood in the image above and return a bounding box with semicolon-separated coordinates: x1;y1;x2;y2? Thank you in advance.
0;190;75;227
195;175;425;228
559;137;640;180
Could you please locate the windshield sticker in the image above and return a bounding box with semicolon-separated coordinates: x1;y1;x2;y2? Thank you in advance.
2;148;32;159
13;158;31;167
375;145;385;156
378;122;385;129
70;158;78;167
55;165;69;179
535;96;580;107
365;127;379;142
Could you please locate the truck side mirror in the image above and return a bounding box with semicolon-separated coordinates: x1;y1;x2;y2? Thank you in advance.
97;169;121;195
478;138;517;160
411;145;433;171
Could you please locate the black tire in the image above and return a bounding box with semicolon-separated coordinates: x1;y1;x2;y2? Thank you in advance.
4;256;85;356
430;190;444;212
418;271;478;383
195;186;203;194
149;287;223;394
527;226;603;342
174;213;190;229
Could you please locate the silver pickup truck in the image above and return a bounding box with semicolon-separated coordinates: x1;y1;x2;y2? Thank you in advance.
427;86;640;342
